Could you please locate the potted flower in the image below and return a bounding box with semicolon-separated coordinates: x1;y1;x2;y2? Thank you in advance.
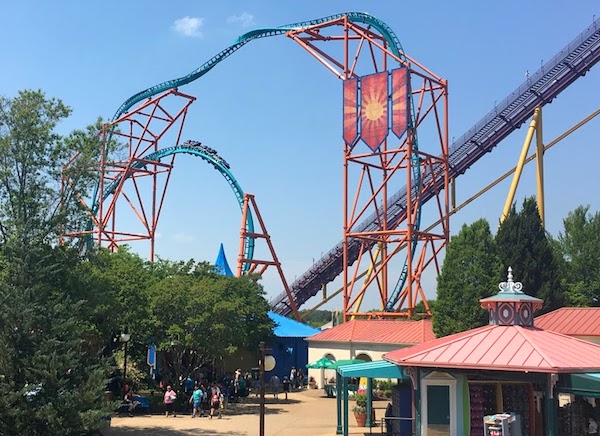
353;393;367;427
308;376;317;389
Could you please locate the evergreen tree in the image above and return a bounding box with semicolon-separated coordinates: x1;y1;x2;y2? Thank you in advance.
495;197;565;313
433;219;502;337
556;205;600;306
0;91;113;435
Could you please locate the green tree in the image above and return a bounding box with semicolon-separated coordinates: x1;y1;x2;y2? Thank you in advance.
0;245;113;435
495;197;565;313
0;90;71;250
556;205;600;306
433;219;502;337
148;265;274;383
299;309;333;328
0;90;113;434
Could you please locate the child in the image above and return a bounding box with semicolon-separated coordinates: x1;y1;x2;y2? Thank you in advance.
210;385;222;419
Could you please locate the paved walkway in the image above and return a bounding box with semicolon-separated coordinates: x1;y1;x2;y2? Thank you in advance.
106;388;390;436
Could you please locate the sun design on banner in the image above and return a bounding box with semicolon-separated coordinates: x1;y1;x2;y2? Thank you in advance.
360;72;388;151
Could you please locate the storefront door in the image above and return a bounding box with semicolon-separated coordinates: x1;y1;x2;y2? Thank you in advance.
421;373;457;436
426;385;450;435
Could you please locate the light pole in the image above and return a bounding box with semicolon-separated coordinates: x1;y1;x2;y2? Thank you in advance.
120;332;131;383
259;341;276;436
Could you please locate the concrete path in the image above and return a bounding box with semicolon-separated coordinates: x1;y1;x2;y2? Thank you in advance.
107;388;391;436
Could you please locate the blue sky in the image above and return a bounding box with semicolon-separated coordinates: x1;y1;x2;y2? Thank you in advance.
2;1;600;311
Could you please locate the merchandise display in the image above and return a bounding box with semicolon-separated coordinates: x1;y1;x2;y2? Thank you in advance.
502;384;531;435
557;397;589;436
483;413;522;436
470;384;498;436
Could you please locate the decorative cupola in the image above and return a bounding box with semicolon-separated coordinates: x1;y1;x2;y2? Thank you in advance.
480;267;543;327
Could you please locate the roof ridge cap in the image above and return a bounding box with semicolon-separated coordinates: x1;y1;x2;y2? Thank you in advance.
515;326;557;369
386;324;494;362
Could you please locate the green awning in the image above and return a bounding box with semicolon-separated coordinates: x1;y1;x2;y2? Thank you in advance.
326;359;364;369
306;357;334;369
336;360;406;380
560;373;600;398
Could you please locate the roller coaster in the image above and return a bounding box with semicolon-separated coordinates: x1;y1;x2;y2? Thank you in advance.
62;12;600;319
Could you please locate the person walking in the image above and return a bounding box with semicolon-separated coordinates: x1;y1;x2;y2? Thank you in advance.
282;376;290;400
190;385;203;418
163;385;177;417
270;374;281;399
290;366;297;389
209;384;222;419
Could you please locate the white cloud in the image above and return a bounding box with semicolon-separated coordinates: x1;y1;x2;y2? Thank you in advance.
172;16;205;37
226;12;255;28
172;232;195;243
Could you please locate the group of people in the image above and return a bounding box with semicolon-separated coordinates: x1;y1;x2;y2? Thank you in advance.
269;366;306;400
163;381;225;419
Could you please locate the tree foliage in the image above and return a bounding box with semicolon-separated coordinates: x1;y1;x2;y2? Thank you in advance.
147;264;274;384
556;205;600;306
496;197;565;313
0;91;116;435
434;219;502;337
299;309;333;328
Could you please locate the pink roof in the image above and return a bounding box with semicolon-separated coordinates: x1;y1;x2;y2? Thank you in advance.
535;307;600;336
383;324;600;373
306;319;435;345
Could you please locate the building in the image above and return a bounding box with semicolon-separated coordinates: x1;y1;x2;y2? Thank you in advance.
535;307;600;344
306;319;434;388
268;311;320;381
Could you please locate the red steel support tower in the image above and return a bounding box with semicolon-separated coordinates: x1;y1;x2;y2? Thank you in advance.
286;16;449;319
62;89;196;259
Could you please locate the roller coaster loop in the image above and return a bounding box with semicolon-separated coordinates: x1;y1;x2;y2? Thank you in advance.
100;142;255;273
92;11;424;313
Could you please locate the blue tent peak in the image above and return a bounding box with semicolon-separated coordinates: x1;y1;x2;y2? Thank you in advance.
215;243;234;277
268;311;320;338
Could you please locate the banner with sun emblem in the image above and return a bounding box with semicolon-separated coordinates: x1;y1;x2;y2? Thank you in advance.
343;78;358;146
391;68;409;139
360;71;389;151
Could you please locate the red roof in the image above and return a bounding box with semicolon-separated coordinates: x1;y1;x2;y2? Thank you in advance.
306;319;435;345
383;324;600;373
535;307;600;336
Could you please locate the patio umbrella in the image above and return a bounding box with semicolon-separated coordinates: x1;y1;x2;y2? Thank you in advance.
306;357;334;369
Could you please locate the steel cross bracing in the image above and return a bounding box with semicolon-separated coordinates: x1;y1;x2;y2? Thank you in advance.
270;16;600;315
277;16;449;319
65;12;407;274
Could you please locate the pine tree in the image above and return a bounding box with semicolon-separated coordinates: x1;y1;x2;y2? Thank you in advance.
556;205;600;306
495;197;565;313
433;219;503;337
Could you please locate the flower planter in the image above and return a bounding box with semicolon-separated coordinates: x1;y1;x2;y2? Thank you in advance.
354;411;367;427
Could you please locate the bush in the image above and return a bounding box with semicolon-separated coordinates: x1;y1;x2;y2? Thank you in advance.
376;379;395;391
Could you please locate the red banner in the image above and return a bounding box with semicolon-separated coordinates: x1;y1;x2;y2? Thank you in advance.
343;78;358;146
391;68;409;139
360;71;388;151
